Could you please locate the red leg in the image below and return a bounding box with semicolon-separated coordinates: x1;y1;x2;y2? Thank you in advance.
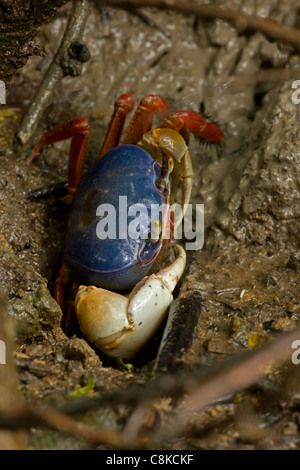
100;92;135;156
158;112;224;144
123;95;170;145
62;282;80;337
53;262;71;311
27;117;91;199
53;264;79;336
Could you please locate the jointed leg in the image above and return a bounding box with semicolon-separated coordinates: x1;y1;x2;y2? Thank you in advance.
158;112;224;144
123;95;170;145
27;117;91;199
53;262;72;311
100;92;135;156
53;264;81;336
62;282;80;337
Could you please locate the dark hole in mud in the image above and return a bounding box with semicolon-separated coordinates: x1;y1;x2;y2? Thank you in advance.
254;62;281;108
263;321;274;331
254;91;265;107
260;60;273;69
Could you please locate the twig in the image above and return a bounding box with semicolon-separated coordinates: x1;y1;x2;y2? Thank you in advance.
31;407;129;447
103;0;300;51
222;68;300;91
15;0;90;146
201;68;300;99
0;405;141;448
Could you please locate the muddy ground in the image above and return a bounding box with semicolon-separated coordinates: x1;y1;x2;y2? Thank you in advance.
0;0;300;450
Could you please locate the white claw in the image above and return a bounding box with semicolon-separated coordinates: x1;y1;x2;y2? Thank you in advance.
74;244;186;361
156;244;186;293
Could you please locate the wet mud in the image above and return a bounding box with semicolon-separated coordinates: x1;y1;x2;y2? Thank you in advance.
0;0;299;449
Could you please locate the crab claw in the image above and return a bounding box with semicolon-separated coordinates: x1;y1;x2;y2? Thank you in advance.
74;244;186;361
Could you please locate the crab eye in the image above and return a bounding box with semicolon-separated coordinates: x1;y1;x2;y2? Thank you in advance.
150;219;162;244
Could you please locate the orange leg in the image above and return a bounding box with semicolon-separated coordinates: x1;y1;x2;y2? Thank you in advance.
123;94;170;145
53;265;79;337
53;263;71;311
158;112;224;144
62;282;80;337
27;117;91;199
53;261;82;337
100;92;135;156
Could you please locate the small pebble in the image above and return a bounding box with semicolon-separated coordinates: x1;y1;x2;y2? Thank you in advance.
271;318;296;332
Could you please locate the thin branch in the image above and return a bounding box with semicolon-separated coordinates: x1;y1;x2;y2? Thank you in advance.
103;0;300;51
222;68;300;91
15;0;90;146
31;407;129;447
0;405;142;448
201;68;300;99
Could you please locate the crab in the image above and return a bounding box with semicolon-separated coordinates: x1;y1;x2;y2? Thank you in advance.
28;93;224;362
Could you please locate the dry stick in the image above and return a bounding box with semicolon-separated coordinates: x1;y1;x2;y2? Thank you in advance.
0;404;136;448
201;68;300;99
105;0;300;51
223;68;300;91
15;0;90;146
31;407;129;447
